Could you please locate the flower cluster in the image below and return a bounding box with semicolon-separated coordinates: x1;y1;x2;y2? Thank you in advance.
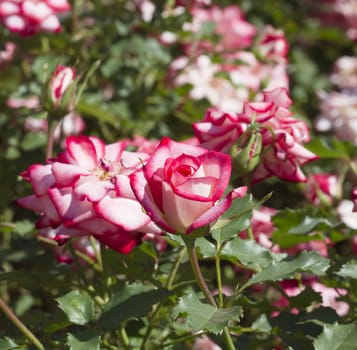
0;0;71;35
193;87;318;182
17;135;247;252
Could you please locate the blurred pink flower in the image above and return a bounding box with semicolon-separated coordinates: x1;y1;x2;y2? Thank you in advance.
0;41;15;65
186;5;256;52
305;173;339;206
315;90;357;144
0;0;71;35
193;335;222;350
278;278;349;316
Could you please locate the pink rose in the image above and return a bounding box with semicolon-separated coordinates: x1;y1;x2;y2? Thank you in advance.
49;65;76;108
130;137;247;234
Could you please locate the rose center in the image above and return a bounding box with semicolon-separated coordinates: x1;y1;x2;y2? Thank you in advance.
92;158;123;181
176;164;195;177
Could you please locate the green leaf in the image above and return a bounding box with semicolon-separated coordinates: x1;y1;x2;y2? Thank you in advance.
306;137;355;160
335;261;357;279
221;237;286;270
0;337;19;349
245;251;329;287
272;208;337;248
251;314;272;333
196;237;216;258
56;290;94;325
20;132;47;151
67;331;101;350
314;323;357;350
76;100;119;127
98;282;169;330
13;220;34;236
211;194;255;243
173;294;242;334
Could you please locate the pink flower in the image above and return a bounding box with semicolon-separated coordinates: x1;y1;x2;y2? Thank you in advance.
49;65;76;108
130;137;247;234
240;207;279;250
305;173;338;206
187;5;256;52
0;0;70;35
277;278;349;316
352;187;357;212
193;335;222;350
247;88;318;183
0;41;15;65
17;135;161;254
194;87;317;182
193;107;244;152
256;25;289;61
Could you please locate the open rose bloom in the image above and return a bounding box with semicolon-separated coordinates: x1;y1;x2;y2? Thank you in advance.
0;0;71;35
130;137;247;234
16;135;161;254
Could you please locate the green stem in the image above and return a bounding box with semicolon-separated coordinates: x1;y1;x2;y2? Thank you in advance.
183;238;216;307
118;326;130;350
223;327;237;350
215;251;224;307
247;227;254;241
140;247;186;350
166;247;186;290
0;297;44;350
152;331;206;350
46;119;59;159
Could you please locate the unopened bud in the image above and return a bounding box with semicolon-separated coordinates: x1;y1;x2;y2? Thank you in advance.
48;65;76;111
232;131;263;174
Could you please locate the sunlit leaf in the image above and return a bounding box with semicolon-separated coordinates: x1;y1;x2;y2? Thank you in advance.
56;290;94;325
245;251;329;287
314;323;357;350
173;293;242;334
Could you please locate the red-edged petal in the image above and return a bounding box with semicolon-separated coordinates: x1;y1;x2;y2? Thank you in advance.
95;195;151;231
65;135;102;169
187;187;247;233
27;164;55;196
145;137;206;178
48;187;95;225
130;171;173;233
74;176;112;202
93;232;142;254
52;162;89;187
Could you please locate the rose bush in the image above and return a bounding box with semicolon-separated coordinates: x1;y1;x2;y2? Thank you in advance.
1;1;357;350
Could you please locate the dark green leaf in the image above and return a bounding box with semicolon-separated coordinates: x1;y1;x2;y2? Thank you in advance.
98;282;169;330
314;323;357;350
173;293;242;334
67;331;101;350
245;251;329;287
221;237;286;270
56;290;94;325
